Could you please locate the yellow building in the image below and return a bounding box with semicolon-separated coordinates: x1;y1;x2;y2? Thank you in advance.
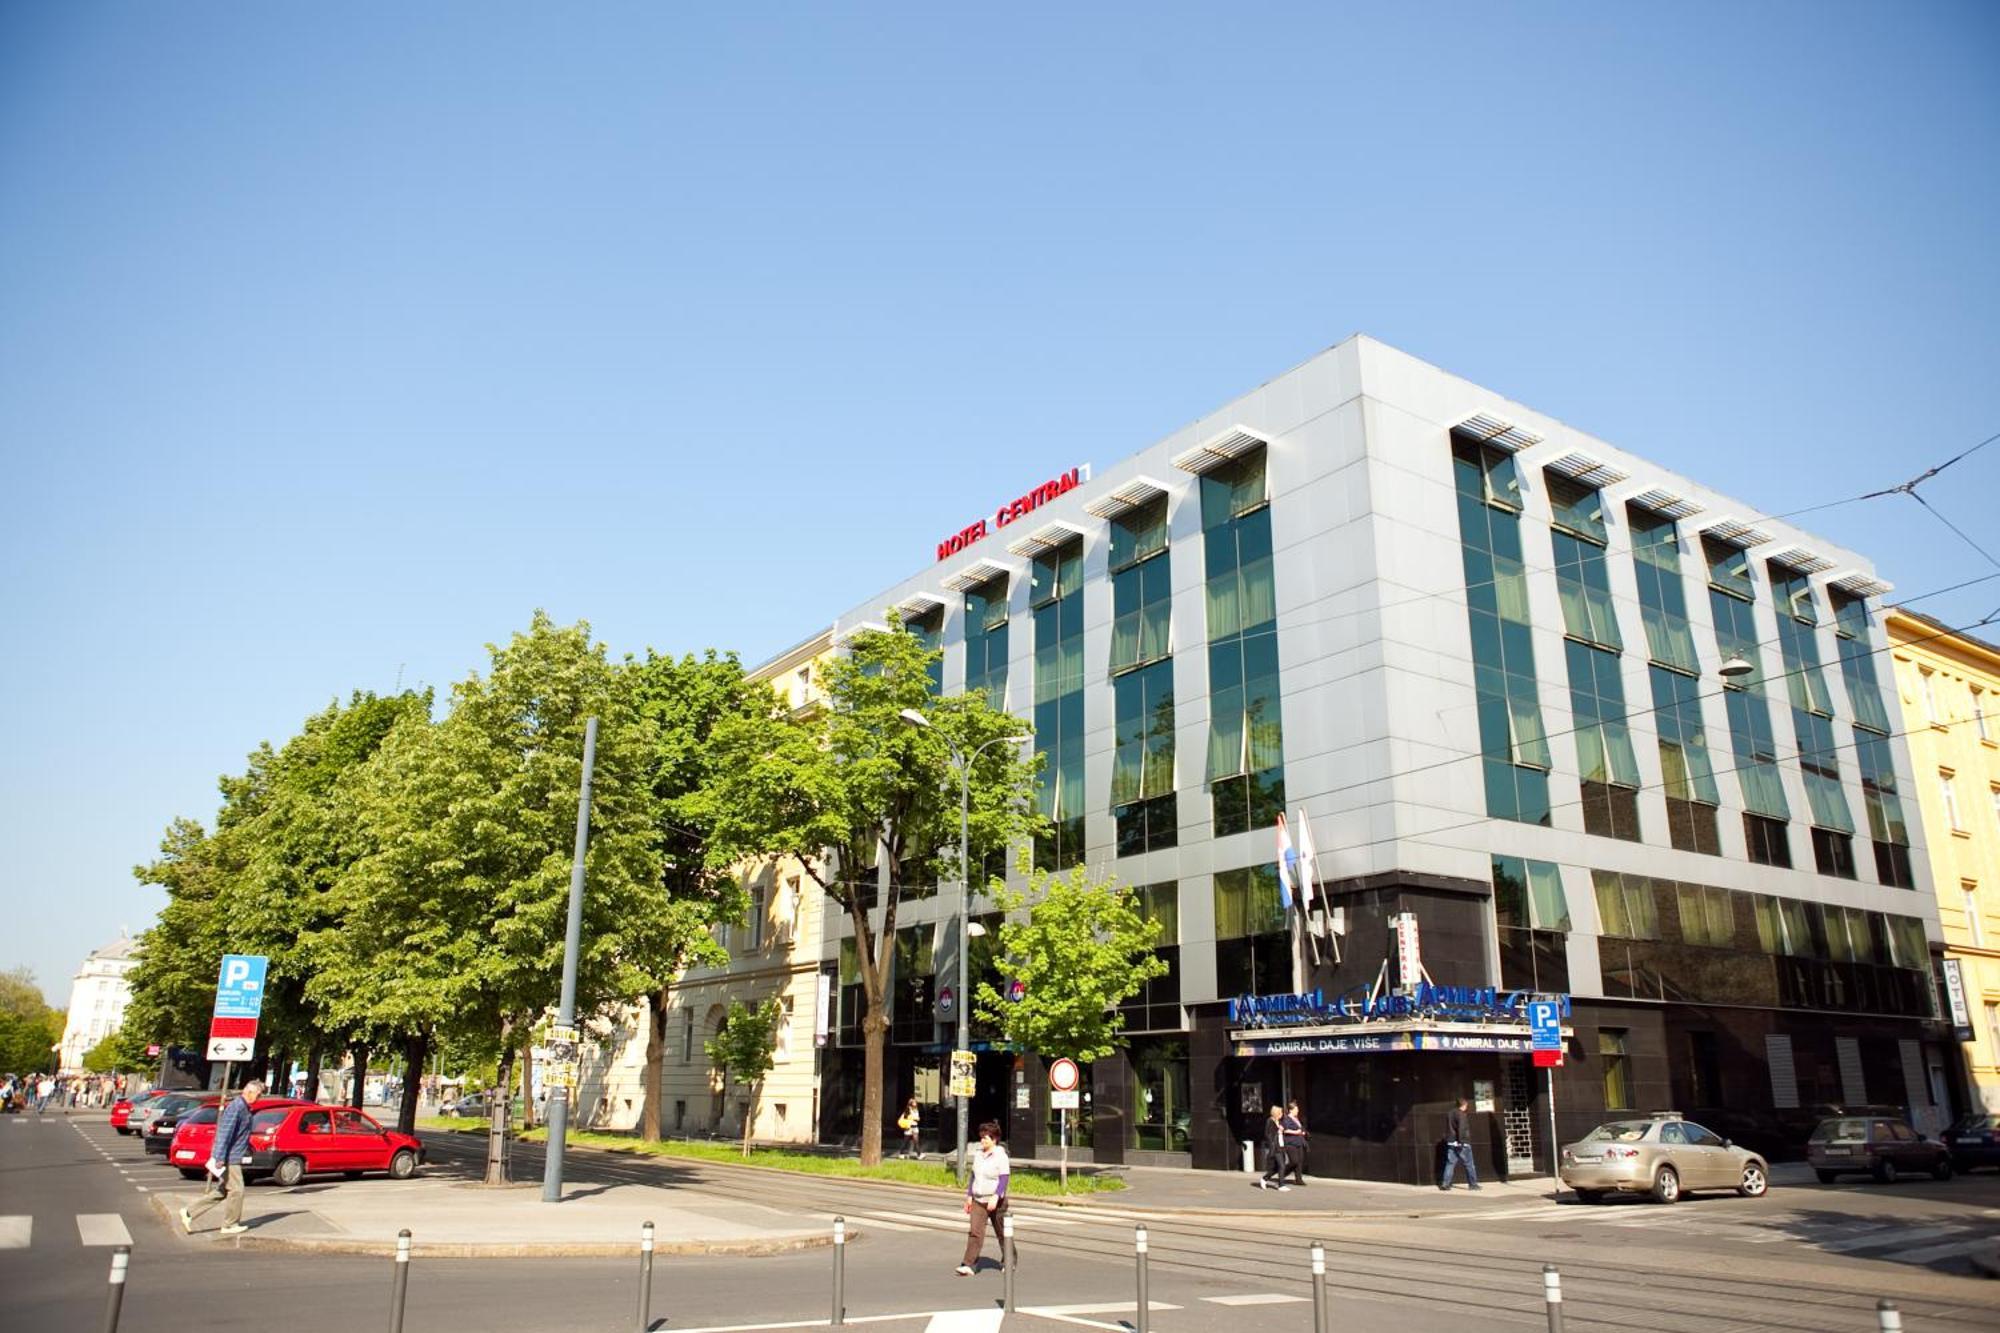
1887;608;2000;1112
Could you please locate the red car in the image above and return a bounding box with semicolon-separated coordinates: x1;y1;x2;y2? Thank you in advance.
167;1098;309;1178
110;1090;168;1135
247;1104;424;1185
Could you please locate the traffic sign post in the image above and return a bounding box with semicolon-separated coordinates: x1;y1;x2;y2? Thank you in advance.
1528;997;1565;1200
1049;1058;1081;1188
207;954;268;1090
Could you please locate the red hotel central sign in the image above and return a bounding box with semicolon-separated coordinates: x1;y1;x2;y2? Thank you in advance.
936;466;1085;562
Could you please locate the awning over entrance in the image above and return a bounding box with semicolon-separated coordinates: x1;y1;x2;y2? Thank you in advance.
1229;1020;1572;1058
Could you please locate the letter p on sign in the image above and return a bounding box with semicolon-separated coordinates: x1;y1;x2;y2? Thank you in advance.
224;959;251;987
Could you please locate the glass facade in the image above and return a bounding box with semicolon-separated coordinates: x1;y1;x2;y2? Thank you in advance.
1706;537;1791;864
963;573;1010;711
1831;592;1914;887
907;604;944;696
1629;506;1720;854
1769;562;1854;877
1213;863;1288;996
1453;435;1551;825
1032;538;1087;871
1117;881;1182;1033
1110;496;1177;855
1202;449;1285;837
1492;854;1570;992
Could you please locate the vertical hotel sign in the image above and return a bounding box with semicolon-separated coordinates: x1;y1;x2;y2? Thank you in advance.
1395;912;1422;994
1942;957;1975;1042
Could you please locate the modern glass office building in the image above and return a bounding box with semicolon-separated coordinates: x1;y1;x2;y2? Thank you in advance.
811;335;1951;1181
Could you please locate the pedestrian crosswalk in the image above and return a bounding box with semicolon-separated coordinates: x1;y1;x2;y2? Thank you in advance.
829;1205;1095;1236
0;1214;137;1249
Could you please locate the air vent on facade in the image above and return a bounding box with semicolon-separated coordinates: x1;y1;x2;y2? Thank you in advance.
1544;450;1631;489
1625;487;1705;520
1171;425;1269;475
1450;412;1543;453
895;593;946;619
1084;476;1171;519
1765;545;1836;574
1828;571;1894;599
939;559;1015;593
1697;515;1774;548
1005;520;1089;559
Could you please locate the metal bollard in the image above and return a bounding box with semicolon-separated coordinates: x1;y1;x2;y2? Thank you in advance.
1002;1213;1016;1314
1135;1224;1150;1333
830;1216;846;1327
388;1230;411;1333
102;1245;130;1333
1542;1263;1563;1333
1311;1240;1328;1333
638;1220;655;1333
1877;1299;1902;1332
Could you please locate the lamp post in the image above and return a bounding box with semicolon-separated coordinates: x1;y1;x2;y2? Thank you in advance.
901;707;1027;1183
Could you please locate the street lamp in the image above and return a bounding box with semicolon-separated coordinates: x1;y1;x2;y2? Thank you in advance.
901;706;1028;1183
1718;656;1755;679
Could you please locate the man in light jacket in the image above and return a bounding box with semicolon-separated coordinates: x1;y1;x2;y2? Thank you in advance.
183;1079;265;1235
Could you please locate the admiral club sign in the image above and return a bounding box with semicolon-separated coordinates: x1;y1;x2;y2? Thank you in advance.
936;466;1088;562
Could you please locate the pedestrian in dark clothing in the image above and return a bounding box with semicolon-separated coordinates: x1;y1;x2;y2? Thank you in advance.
1280;1101;1308;1186
1439;1097;1480;1190
184;1080;265;1234
1255;1104;1290;1190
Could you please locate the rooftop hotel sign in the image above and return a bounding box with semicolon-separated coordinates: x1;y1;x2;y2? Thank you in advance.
936;466;1087;562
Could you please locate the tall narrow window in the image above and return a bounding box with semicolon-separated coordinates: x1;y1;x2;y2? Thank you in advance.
1964;884;1985;948
1919;668;1941;724
1032;538;1086;871
1830;592;1892;734
1974;687;1991;742
1567;640;1642;840
1707;538;1789;861
907;605;945;696
1855;731;1915;887
1492;855;1570;992
1454;435;1551;826
1203;448;1285;836
1111;497;1176;855
1942;770;1964;831
1631;507;1719;853
1600;1029;1633;1110
963;574;1010;711
1212;864;1289;996
1770;562;1851;873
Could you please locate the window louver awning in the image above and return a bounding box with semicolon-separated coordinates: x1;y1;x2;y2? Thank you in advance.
1543;450;1631;489
895;593;946;619
1084;476;1172;519
1828;571;1895;599
1696;515;1775;547
1172;425;1268;475
939;559;1015;593
1450;412;1543;453
1005;520;1090;559
1765;545;1837;575
1624;487;1705;520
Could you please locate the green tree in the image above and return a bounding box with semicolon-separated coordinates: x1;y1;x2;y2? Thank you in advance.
699;620;1043;1165
704;998;781;1157
81;1031;128;1073
0;969;62;1075
973;864;1168;1061
311;613;668;1174
624;648;767;1142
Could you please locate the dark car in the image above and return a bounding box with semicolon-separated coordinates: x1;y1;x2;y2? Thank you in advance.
1807;1115;1954;1183
1942;1112;2000;1173
144;1094;219;1156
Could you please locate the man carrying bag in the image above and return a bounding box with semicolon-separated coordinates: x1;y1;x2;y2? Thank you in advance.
182;1079;264;1235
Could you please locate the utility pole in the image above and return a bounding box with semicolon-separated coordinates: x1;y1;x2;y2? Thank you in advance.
541;716;598;1203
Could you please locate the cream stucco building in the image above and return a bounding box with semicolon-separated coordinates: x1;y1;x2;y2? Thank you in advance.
1888;608;2000;1112
58;936;138;1073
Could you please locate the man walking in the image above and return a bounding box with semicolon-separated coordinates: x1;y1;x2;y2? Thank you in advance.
183;1079;265;1236
1439;1096;1480;1190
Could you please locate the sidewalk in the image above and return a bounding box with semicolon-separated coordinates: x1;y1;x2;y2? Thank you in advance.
1054;1160;1559;1218
150;1173;833;1258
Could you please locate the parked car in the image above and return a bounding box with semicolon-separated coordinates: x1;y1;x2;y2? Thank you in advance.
1942;1113;2000;1173
167;1099;312;1178
1807;1115;1954;1183
144;1095;219;1156
132;1092;204;1144
244;1103;425;1186
1559;1114;1771;1204
444;1090;519;1118
110;1090;168;1135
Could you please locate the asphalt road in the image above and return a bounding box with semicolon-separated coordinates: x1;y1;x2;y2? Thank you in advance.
8;1111;2000;1333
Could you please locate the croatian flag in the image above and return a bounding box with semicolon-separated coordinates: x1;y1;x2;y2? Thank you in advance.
1294;808;1319;923
1275;812;1298;910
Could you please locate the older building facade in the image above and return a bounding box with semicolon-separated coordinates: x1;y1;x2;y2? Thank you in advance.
800;335;1947;1181
1887;608;2000;1113
58;937;137;1073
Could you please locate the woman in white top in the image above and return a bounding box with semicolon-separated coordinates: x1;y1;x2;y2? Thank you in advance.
957;1121;1011;1275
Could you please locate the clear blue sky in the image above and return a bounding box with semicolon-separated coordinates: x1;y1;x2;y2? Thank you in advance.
3;4;1995;1006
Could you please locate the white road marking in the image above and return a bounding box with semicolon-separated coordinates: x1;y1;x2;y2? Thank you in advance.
827;1212;922;1233
921;1312;1004;1333
1896;1235;2000;1264
77;1214;134;1246
0;1217;29;1249
1819;1224;1963;1254
1204;1294;1312;1305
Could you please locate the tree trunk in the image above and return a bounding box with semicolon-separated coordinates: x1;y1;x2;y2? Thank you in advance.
741;1078;754;1158
640;989;669;1142
858;1009;887;1166
487;1032;516;1186
268;1047;288;1094
395;1031;427;1136
519;1038;536;1129
349;1043;369;1109
303;1037;324;1102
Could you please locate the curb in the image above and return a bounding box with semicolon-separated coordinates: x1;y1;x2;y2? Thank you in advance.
146;1191;835;1260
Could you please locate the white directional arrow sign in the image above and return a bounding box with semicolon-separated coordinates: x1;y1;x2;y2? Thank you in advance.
205;1036;255;1061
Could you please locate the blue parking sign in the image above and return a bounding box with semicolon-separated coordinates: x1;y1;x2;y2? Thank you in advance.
1528;1000;1561;1050
213;954;269;1020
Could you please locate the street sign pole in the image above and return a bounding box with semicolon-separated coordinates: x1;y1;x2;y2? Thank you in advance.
541;716;598;1204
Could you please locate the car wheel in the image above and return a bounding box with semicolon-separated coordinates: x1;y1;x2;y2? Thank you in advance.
1814;1169;1838;1183
272;1155;307;1187
1932;1157;1954;1181
389;1148;418;1180
1651;1166;1680;1205
1737;1163;1768;1197
1873;1159;1897;1185
1574;1188;1606;1204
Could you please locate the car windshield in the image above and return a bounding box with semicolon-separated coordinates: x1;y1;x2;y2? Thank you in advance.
187;1107;219;1125
1950;1113;2000;1133
1580;1121;1652;1144
1812;1118;1869;1141
249;1109;288;1129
